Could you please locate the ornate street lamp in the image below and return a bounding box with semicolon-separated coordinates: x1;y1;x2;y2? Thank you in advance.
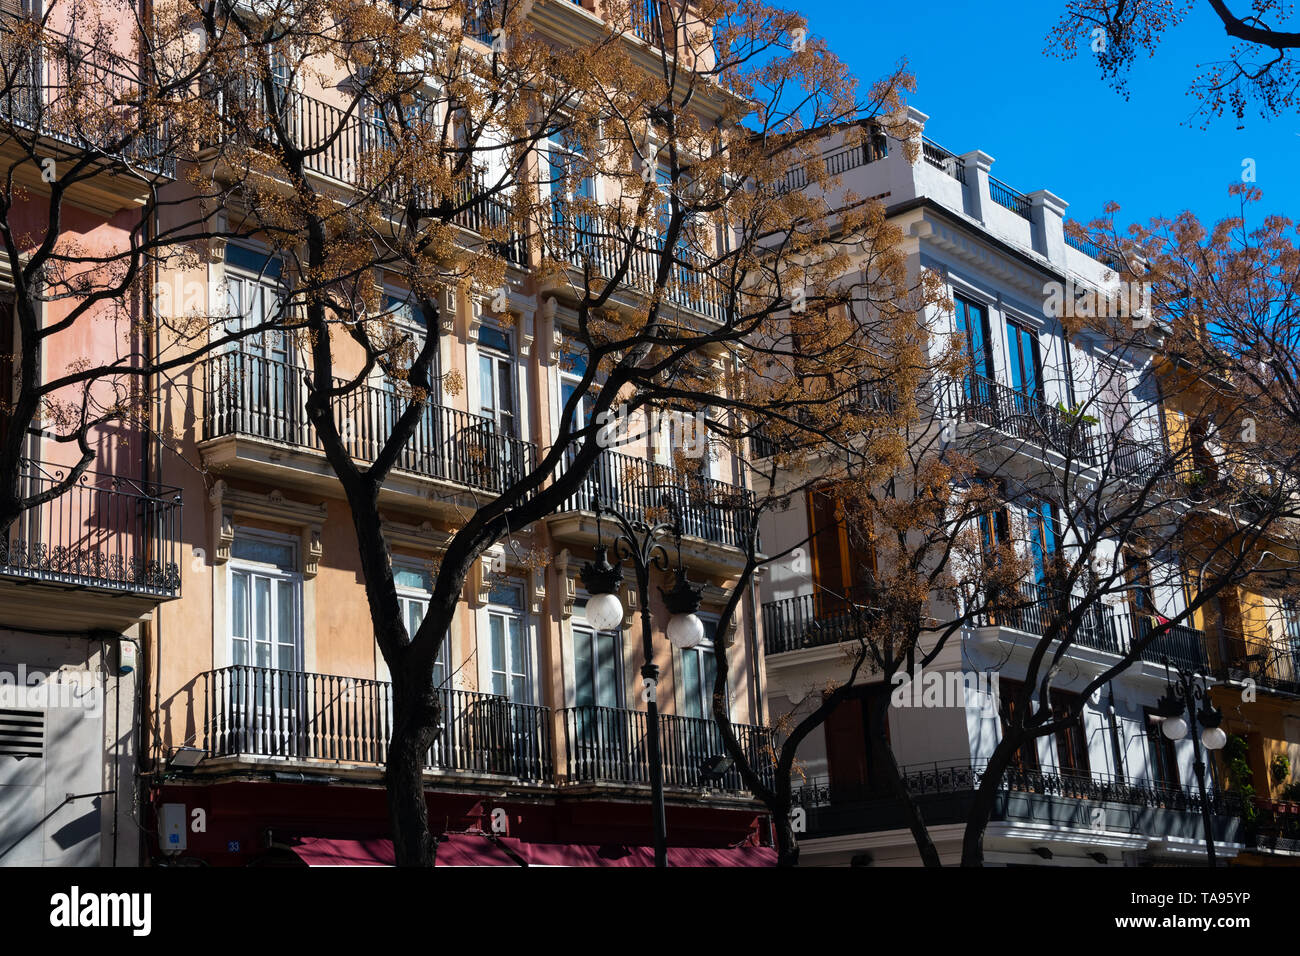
1155;660;1228;867
578;492;704;868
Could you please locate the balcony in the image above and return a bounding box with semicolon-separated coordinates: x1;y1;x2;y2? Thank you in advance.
544;200;727;323
791;763;1244;847
558;705;773;793
761;587;880;655
549;445;755;558
201;665;552;781
202;84;526;264
0;11;174;181
196;667;774;799
976;582;1209;672
940;373;1097;462
0;460;182;622
201;351;537;501
1215;633;1300;697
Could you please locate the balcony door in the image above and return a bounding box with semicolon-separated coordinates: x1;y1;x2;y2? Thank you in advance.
223;245;296;443
475;325;521;489
569;599;627;778
378;286;443;476
226;532;303;757
1005;318;1044;417
393;566;453;768
824;684;892;803
807;486;876;630
954;294;993;405
485;582;541;778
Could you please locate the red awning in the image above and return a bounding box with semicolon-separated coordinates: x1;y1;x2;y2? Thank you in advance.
290;835;775;867
511;842;775;867
291;837;395;866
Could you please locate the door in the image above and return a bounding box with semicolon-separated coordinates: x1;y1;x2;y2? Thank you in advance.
484;582;540;777
824;684;892;803
954;295;993;410
227;534;302;758
394;566;452;768
570;604;626;779
1005;319;1043;417
807;486;876;633
474;325;521;489
223;246;295;442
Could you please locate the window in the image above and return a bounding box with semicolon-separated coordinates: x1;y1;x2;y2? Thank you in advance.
547;129;594;203
394;565;449;689
1050;690;1091;783
679;618;724;720
954;294;993;381
486;582;531;703
558;344;593;437
229;533;301;673
998;679;1040;774
824;684;893;803
1005;318;1043;408
1024;497;1058;587
478;325;518;438
807;485;877;618
1145;708;1180;791
223;245;296;441
226;531;303;755
573;597;622;710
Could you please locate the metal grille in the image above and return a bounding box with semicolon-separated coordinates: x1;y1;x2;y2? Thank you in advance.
0;708;44;758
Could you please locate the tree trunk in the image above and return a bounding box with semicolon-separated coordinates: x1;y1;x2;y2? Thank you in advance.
774;802;800;867
873;695;942;867
386;669;441;867
961;735;1017;867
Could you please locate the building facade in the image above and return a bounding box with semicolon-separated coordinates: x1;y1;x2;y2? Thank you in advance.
756;108;1267;867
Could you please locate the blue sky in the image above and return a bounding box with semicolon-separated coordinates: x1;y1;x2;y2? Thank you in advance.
799;0;1298;231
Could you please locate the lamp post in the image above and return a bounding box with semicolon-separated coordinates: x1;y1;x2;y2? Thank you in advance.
579;492;706;869
1154;659;1228;867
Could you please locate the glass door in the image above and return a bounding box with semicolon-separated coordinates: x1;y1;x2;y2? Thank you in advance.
571;603;625;778
224;246;295;443
227;534;302;757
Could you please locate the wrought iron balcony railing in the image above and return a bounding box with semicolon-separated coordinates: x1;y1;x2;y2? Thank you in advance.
203;350;537;496
940;372;1098;462
921;136;966;184
0;460;182;596
545;199;727;322
554;444;755;550
976;581;1208;671
761;586;881;655
558;704;772;792
203;82;525;263
0;11;173;177
1215;632;1300;697
202;665;553;781
988;176;1031;219
792;762;1243;819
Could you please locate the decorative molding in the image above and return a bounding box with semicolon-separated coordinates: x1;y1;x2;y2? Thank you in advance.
469;542;507;608
529;562;546;616
209;480;327;578
554;548;578;621
518;309;538;358
700;582;739;647
380;517;451;557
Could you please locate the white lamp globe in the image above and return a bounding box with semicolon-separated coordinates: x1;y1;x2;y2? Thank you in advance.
1161;716;1188;741
586;591;625;631
1201;726;1228;751
666;612;705;649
